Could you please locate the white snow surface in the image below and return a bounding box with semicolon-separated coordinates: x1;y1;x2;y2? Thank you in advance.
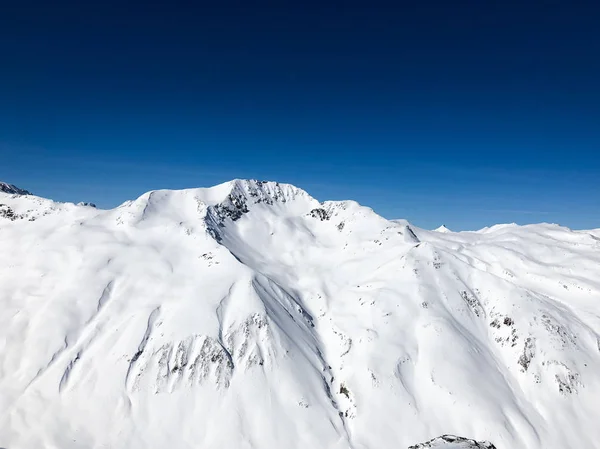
1;179;599;449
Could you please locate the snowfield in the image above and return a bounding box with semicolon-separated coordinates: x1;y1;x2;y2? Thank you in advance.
0;179;599;449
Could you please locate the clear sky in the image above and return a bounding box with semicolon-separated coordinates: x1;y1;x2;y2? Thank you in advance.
1;1;599;230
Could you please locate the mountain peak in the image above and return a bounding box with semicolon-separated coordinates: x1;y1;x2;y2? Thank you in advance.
228;179;313;203
0;181;31;195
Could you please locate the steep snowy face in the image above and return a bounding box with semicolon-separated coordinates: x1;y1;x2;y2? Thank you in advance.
1;179;599;449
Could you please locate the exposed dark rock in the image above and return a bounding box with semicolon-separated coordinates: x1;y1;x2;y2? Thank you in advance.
518;337;536;372
205;180;302;241
460;290;485;318
539;314;577;348
207;180;291;228
309;208;331;221
212;193;250;222
0;204;24;221
405;225;420;242
339;383;350;398
408;434;496;448
0;182;31;195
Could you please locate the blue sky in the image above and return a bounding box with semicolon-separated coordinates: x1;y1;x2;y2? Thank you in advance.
1;1;599;230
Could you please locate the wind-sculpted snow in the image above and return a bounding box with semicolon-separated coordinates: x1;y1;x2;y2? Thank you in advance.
0;179;599;449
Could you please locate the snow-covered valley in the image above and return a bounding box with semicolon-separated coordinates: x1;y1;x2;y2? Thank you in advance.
1;179;599;449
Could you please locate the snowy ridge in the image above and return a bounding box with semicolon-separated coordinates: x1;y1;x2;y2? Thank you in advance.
0;181;31;195
1;179;599;449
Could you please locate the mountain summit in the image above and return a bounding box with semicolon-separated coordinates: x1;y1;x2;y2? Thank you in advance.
1;179;599;449
0;181;31;195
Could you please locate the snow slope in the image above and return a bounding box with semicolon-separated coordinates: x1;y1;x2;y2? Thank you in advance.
1;179;599;449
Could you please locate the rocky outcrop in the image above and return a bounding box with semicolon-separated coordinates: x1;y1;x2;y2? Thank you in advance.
205;179;312;239
0;204;21;221
0;181;31;195
408;434;496;448
309;208;331;221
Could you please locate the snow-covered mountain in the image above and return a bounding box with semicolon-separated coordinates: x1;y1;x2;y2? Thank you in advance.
0;181;31;195
1;179;599;449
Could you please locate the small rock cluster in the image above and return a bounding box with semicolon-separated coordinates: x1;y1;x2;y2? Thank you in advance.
408;434;496;449
309;208;331;221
